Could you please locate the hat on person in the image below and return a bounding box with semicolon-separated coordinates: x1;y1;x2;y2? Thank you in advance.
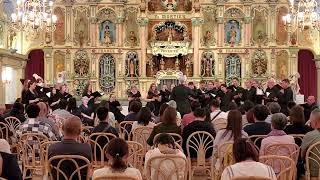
0;139;11;154
167;100;177;109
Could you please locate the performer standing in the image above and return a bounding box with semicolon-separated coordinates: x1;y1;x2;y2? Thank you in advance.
197;80;207;108
218;84;233;112
264;78;280;104
146;83;161;116
23;79;40;105
277;79;293;116
171;76;194;117
228;78;245;106
159;84;171;104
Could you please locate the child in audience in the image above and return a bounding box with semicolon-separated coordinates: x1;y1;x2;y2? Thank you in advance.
92;138;142;180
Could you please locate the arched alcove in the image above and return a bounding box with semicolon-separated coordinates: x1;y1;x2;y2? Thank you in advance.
298;49;317;98
25;49;44;80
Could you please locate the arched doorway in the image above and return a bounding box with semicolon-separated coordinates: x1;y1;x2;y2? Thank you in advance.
298;49;317;99
25;49;44;80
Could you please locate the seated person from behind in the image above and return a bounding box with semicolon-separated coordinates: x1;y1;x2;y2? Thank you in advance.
17;104;58;141
52;99;72;119
181;101;201;129
124;100;142;122
37;102;61;140
92;138;143;180
132;107;156;132
265;102;281;124
182;108;216;158
2;102;26;123
221;138;276;180
48;116;92;180
284;105;313;136
243;104;271;136
0;139;22;180
144;133;186;180
301;109;320;179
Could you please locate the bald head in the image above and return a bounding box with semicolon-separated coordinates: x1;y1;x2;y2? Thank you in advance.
307;96;316;105
310;109;320;129
37;102;48;118
267;78;275;88
62;116;81;137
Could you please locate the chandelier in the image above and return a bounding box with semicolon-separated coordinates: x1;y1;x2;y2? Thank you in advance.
10;0;57;32
282;0;320;32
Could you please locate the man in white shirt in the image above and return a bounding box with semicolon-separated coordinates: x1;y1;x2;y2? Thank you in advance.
210;99;228;120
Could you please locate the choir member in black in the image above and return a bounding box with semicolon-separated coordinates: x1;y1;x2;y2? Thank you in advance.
302;96;318;120
204;81;218;106
264;78;280;104
108;94;125;121
79;96;94;126
127;85;142;111
171;76;194;117
146;83;161;116
197;80;207;108
23;79;40;105
187;81;200;103
159;84;171;104
251;80;264;104
34;78;51;102
244;80;254;102
57;84;72;100
218;84;233;112
21;79;29;104
228;78;245;106
67;97;82;118
277;79;294;116
82;82;92;98
49;87;61;111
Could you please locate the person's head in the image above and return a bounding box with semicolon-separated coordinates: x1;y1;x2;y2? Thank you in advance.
207;81;214;90
67;98;77;111
307;96;316;105
28;79;37;90
188;82;195;89
281;79;290;89
159;103;169;117
60;84;67;93
154;133;176;149
81;96;89;106
130;85;138;93
210;99;220;111
149;83;157;92
268;102;281;114
23;79;29;90
161;106;177;125
105;138;129;171
253;105;269;122
83;82;92;95
190;101;201;112
243;100;254;112
310;108;320;129
12;102;24;114
288;101;296;110
26;104;40;118
267;78;275;88
129;100;142;113
246;108;255;124
170;84;175;90
162;84;168;91
178;76;186;85
251;80;259;88
199;80;206;89
232;78;239;87
96;106;109;122
194;108;206;121
233;138;259;163
220;84;228;93
226;110;242;141
289;105;305;126
109;94;116;102
59;99;68;110
271;113;288;130
37;102;49;118
214;79;221;88
62;116;82;138
228;102;238;111
136;107;152;126
167;100;177;109
244;80;252;89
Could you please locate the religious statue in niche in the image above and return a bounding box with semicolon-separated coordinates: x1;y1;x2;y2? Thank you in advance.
128;31;138;47
125;51;139;77
276;7;288;45
160;58;165;70
251;49;267;77
201;7;216;47
185;54;193;77
201;31;215;47
201;51;215;77
8;29;16;49
124;7;139;47
74;8;89;47
225;20;241;46
99;20;116;46
276;50;289;80
74;50;90;77
45;32;52;44
175;58;180;70
147;55;155;76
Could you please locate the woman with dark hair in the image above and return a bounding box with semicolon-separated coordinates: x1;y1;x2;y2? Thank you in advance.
285;105;312;135
147;107;181;146
221;138;277;180
132;107;155;131
82;82;92;98
48;87;61;111
21;79;29;104
23;79;40;105
154;103;169;124
92;138;142;180
108;94;125;121
213;110;248;148
66;98;81;118
144;133;186;179
146;83;161;116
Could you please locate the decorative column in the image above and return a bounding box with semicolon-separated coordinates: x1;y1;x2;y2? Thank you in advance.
315;60;320;102
115;6;125;47
289;48;299;75
43;48;53;83
89;5;98;47
243;3;252;47
65;0;74;46
137;17;149;78
268;4;277;46
0;59;3;104
216;5;224;47
191;17;203;77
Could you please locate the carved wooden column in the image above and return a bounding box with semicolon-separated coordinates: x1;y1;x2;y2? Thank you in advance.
115;6;125;47
191;17;203;77
289;48;299;75
268;4;277;46
43;48;53;83
65;0;74;46
137;17;149;78
216;5;224;47
89;4;98;47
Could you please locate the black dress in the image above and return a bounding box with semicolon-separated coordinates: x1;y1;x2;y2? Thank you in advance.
108;100;125;121
79;105;94;126
24;89;39;105
128;91;141;110
49;91;61;111
160;89;171;104
146;91;161;116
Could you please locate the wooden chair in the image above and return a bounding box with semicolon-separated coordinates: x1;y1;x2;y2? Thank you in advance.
127;141;144;173
88;133;117;169
212;118;227;132
0;122;9;141
40;141;59;178
231;176;272;180
132;126;153;154
215;141;234;179
249;135;267;148
264;143;300;163
186;131;215;180
305;141;320;180
145;154;188;180
4;116;21;132
259;155;295;180
19;133;49;179
119;121;134;140
93;173;139;180
153;133;183;146
48;155;91;180
289;134;305;146
79;126;94;143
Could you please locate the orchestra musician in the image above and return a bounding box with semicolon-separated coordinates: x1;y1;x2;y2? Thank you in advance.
146;83;161;116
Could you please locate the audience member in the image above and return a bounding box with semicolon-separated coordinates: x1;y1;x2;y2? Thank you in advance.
301;109;320;178
302;96;318;121
37;102;61;139
245;108;255;125
167;100;182;126
154;103;169;124
52;99;72;119
244;105;271;136
182;108;215;158
48;116;91;180
17;104;58;140
132;107;155;132
147;107;181;146
92;138;142;180
2;102;26;123
285;105;312;136
181;101;201;128
210;99;228;122
266;102;281;123
0;139;22;180
124;100;142;122
92;106;118;136
221;138;276;180
144;133;186;180
213;110;248;149
241;100;255;126
96;100;117;128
